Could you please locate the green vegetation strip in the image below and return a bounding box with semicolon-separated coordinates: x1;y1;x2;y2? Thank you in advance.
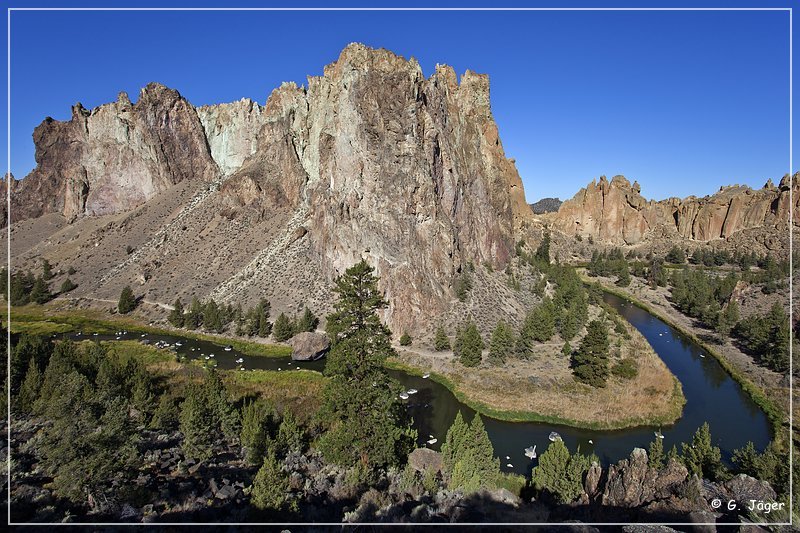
6;304;291;358
592;282;786;440
385;359;684;431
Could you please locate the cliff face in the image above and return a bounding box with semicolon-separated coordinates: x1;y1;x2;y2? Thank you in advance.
9;44;533;333
11;84;218;222
550;174;798;245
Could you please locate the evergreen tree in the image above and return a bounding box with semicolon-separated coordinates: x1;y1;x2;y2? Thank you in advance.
441;411;470;477
532;440;590;504
150;394;180;431
434;326;450;351
535;231;551;264
649;437;665;470
184;297;204;329
317;260;415;471
30;276;51;304
41;258;54;280
117;285;137;314
179;384;217;462
666;246;686;264
202;299;222;332
488;321;514;366
251;450;292;512
681;422;724;481
715;301;739;337
399;332;412;346
204;370;240;441
276;410;303;455
454;271;473;302
457;320;484;367
445;414;500;493
60;278;77;293
561;341;572;358
616;262;631;287
572;320;610;387
168;298;185;328
273;313;294;342
241;399;277;466
295;306;319;333
15;358;42;414
530;297;556;342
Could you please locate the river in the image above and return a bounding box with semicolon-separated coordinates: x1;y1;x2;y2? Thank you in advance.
67;292;772;476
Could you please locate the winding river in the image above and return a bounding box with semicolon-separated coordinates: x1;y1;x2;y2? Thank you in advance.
67;292;772;476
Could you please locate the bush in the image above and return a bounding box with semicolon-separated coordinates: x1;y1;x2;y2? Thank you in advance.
60;278;78;293
399;333;412;346
610;358;638;379
118;286;137;314
434;326;450;351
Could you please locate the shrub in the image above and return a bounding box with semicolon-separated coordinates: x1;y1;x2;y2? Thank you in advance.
399;333;412;346
610;358;638;379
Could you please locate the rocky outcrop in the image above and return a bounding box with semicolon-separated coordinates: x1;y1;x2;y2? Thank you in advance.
601;449;689;508
550;174;798;245
530;197;562;214
290;332;330;361
407;448;443;474
10;84;218;223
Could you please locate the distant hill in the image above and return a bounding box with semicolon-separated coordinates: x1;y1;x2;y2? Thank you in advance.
530;197;562;214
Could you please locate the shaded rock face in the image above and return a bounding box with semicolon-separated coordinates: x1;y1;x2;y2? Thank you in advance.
290;332;330;361
551;174;798;245
9;43;533;334
11;84;218;222
601;449;689;508
530;197;562;214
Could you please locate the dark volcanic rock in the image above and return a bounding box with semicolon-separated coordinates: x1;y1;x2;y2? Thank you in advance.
290;331;330;361
530;197;562;214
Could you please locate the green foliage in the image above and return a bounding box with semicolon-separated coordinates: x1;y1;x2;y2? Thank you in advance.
238;298;272;337
455;320;484;367
488;321;515;366
732;441;789;495
241;399;278;466
184;297;204;329
733;302;789;373
15;358;42;414
168;298;185;328
204;370;241;440
251;450;292;512
60;278;77;293
561;341;572;358
572;320;610;387
610;358;638;379
318;260;415;471
616;262;631;287
648;437;664;470
681;422;725;481
535;232;551;264
532;440;591;504
30;276;52;304
41;258;54;280
150;394;180;431
179;383;217;462
294;306;319;333
271;313;293;342
67;266;77;275
715;301;739;338
665;246;686;264
434;326;450;351
10;334;52;397
399;332;412;346
530;297;556;342
117;285;137;314
454;270;473;302
443;413;500;493
276;409;303;455
669;268;738;330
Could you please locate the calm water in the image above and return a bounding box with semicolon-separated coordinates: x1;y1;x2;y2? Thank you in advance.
67;293;771;475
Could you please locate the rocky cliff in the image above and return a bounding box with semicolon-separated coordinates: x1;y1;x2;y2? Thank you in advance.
549;174;798;246
8;44;534;333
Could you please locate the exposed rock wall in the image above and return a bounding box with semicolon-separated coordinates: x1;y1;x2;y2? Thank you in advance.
550;174;798;245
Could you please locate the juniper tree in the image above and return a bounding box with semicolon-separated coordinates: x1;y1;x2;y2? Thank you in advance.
649;437;665;470
30;276;51;305
60;278;77;293
41;258;53;280
15;358;42;414
179;383;217;462
681;422;724;481
444;413;500;493
532;440;590;504
184;297;204;329
276;410;303;455
251;449;292;512
318;260;416;470
441;411;469;477
241;399;278;466
295;306;319;333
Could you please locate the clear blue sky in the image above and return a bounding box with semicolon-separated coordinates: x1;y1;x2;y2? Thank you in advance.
1;1;795;202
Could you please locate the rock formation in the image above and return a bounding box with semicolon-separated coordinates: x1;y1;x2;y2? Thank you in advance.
530;197;562;214
290;332;330;361
7;43;535;334
549;174;798;246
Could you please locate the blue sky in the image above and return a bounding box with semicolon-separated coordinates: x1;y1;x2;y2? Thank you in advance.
0;1;795;202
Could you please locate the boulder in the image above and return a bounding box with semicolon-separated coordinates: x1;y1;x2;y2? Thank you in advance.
290;332;330;361
408;448;443;474
721;474;776;504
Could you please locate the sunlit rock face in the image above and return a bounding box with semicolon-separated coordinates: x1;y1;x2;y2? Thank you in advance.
551;173;798;245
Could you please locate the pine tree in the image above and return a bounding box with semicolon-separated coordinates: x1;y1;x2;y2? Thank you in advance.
168;298;185;328
184;297;204;329
41;258;54;280
488;321;514;366
295;306;319;333
616;262;631;287
30;276;51;304
561;341;572;358
118;285;137;314
317;260;416;471
535;231;551;264
434;326;450;351
241;399;277;466
715;301;739;337
681;422;724;481
251;450;291;512
203;370;240;441
457;320;484;367
179;384;217;462
572;320;610;387
273;313;294;342
530;297;556;342
15;358;42;414
649;437;665;470
276;410;303;455
532;440;589;504
441;411;470;477
446;414;500;493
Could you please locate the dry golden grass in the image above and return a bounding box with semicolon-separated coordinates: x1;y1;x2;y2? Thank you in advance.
397;317;684;430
